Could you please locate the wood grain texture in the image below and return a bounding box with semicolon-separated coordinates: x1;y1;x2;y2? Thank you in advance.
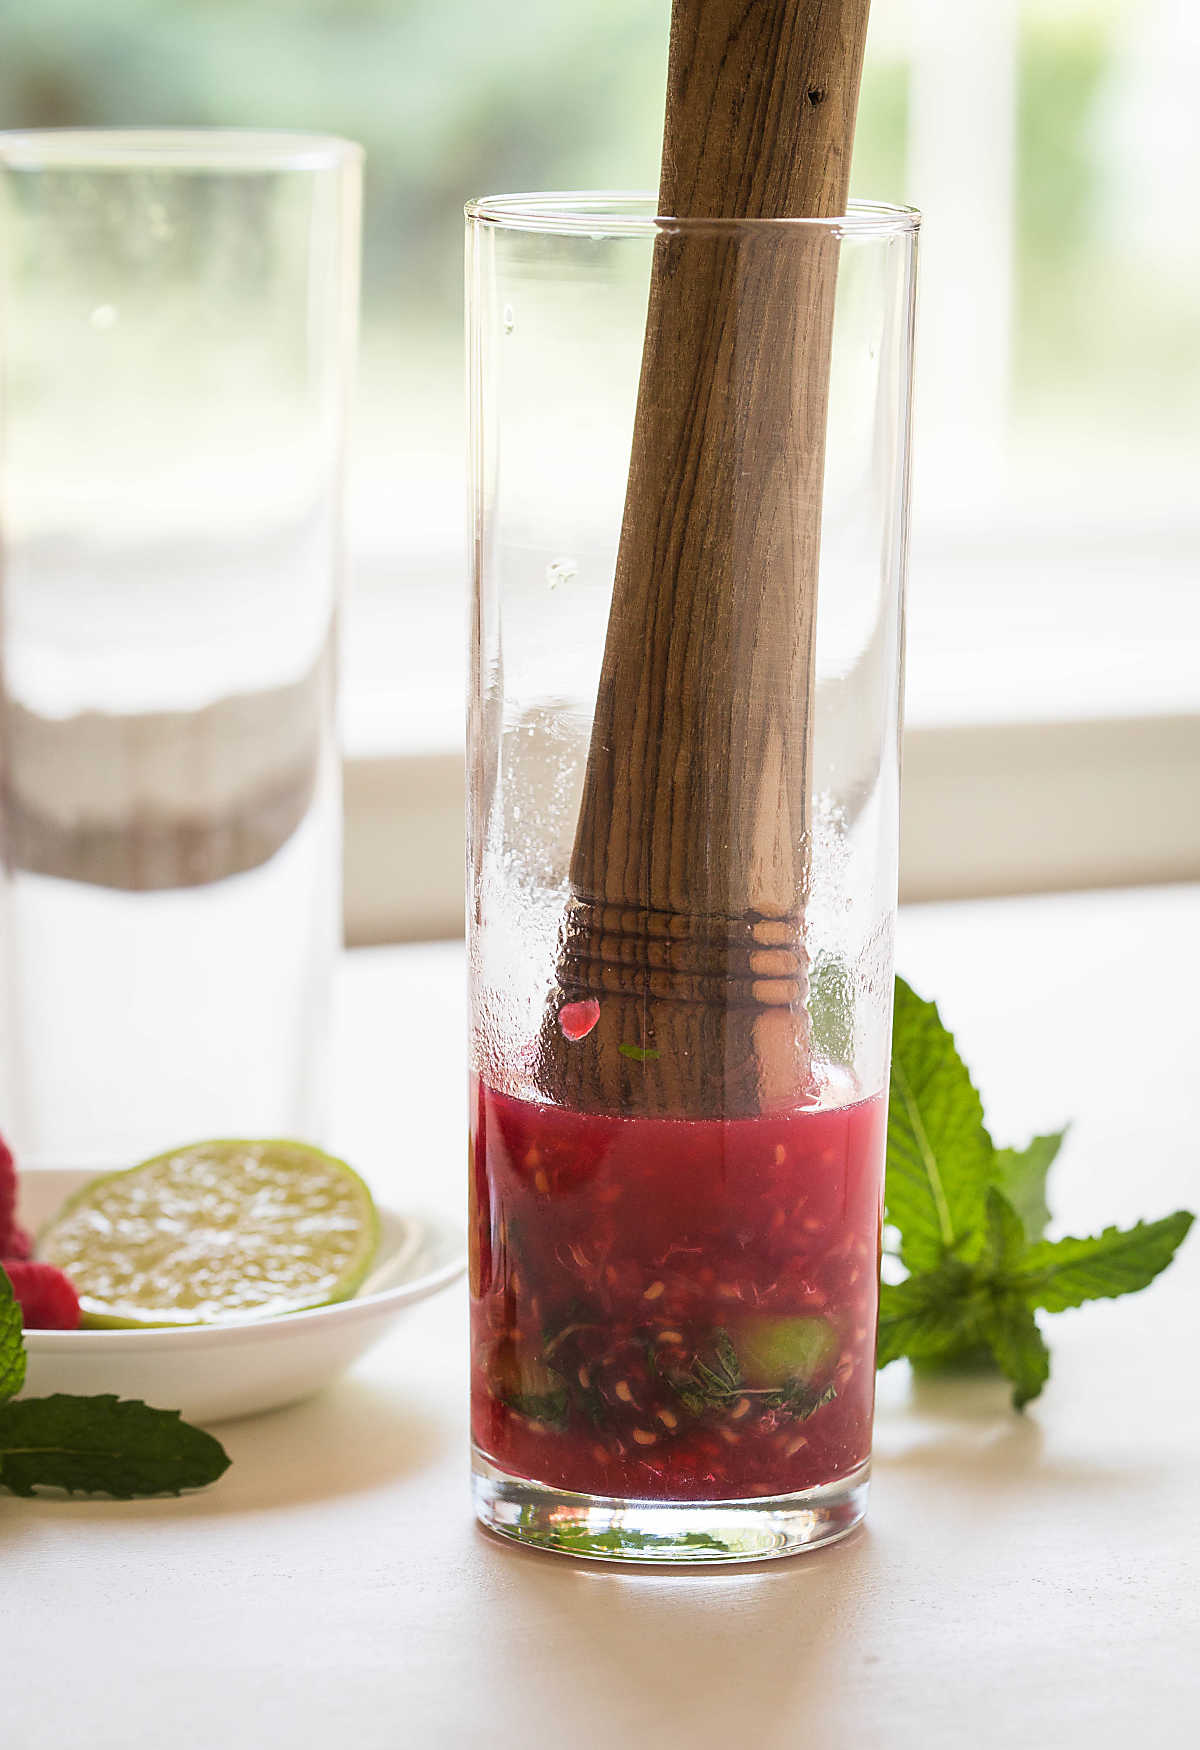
537;0;872;1116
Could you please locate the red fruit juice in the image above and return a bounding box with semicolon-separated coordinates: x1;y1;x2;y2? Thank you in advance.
470;1080;885;1501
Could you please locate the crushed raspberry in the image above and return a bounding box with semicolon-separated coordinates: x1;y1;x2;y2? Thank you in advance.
0;1131;16;1256
3;1260;81;1330
558;999;601;1042
472;1081;884;1501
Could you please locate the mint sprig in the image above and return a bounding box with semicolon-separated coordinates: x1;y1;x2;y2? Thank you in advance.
881;978;1194;1408
0;1267;230;1497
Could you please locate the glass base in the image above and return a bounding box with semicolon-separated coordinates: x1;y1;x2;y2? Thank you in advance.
472;1447;869;1564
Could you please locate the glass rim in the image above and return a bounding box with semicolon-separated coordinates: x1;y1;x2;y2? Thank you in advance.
0;128;363;172
465;190;920;238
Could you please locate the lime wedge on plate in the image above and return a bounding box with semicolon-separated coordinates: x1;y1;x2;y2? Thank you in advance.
38;1140;379;1328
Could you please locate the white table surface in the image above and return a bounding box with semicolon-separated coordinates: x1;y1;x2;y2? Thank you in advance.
6;885;1199;1749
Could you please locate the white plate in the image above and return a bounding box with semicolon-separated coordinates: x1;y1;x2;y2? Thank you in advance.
15;1168;465;1425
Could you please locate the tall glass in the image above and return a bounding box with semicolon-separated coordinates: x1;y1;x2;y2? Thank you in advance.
467;194;918;1561
0;131;361;1167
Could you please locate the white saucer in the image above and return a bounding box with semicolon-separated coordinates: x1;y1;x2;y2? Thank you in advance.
15;1168;465;1425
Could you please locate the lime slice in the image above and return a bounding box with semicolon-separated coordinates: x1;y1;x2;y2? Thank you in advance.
733;1314;839;1388
38;1140;380;1328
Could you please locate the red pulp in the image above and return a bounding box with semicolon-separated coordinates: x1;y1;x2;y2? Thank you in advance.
470;1081;885;1501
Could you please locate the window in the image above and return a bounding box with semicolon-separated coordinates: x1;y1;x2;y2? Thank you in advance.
4;0;1196;933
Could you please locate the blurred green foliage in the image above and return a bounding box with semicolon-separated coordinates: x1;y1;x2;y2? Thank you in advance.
0;0;673;321
0;0;913;328
1012;6;1200;424
1016;11;1108;264
1;0;1194;456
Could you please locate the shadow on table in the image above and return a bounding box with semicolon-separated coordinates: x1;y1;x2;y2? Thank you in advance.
874;1370;1047;1476
0;1502;46;1553
468;1370;1161;1746
474;1521;882;1746
873;1370;1153;1492
198;1378;456;1515
0;1377;455;1526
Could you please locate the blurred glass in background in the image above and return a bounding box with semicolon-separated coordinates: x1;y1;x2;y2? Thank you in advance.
0;0;1194;757
0;132;360;1161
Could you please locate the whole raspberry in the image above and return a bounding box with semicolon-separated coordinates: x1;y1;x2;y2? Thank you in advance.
0;1131;16;1256
3;1260;81;1330
5;1222;33;1262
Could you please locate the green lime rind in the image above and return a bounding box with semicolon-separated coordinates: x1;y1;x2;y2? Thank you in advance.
38;1139;380;1330
732;1314;839;1388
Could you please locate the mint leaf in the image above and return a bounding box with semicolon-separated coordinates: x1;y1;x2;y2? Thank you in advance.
0;1394;230;1497
503;1387;569;1430
671;1330;837;1422
618;1043;660;1062
981;1186;1027;1274
712;1329;742;1390
531;1525;732;1557
886;977;994;1271
980;1297;1050;1409
876;1259;982;1369
0;1269;26;1403
775;1379;838;1419
884;975;1195;1412
900;1191;1026;1387
1;1270;229;1496
992;1130;1064;1241
1011;1212;1194;1313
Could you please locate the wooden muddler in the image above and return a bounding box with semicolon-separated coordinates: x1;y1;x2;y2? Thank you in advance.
537;0;873;1118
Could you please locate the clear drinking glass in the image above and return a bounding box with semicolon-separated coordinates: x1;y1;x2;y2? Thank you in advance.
467;193;919;1561
0;131;361;1167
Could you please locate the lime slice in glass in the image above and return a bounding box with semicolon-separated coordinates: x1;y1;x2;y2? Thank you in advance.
733;1314;839;1387
38;1140;380;1328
